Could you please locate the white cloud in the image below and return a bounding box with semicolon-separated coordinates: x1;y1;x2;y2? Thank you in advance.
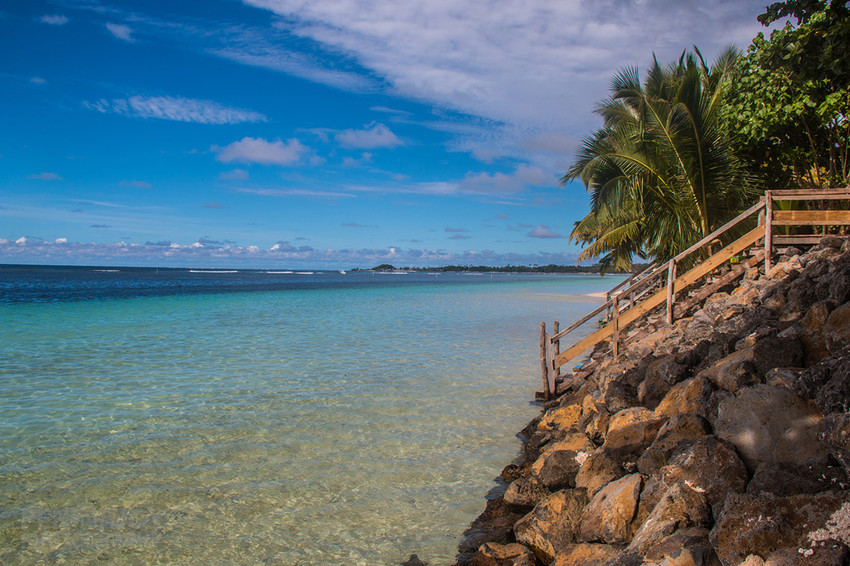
335;122;402;149
106;22;134;42
214;137;307;166
40;14;69;26
459;164;554;194
119;180;153;189
0;236;580;268
27;172;62;181
220;168;250;180
528;225;564;239
84;95;267;124
30;77;47;85
241;0;773;136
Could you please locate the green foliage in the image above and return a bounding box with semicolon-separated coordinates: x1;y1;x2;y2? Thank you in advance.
563;48;757;272
722;0;850;188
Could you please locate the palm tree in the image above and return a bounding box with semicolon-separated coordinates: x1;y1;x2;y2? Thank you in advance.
564;47;757;271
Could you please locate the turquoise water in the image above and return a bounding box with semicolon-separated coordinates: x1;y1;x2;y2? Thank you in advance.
0;272;618;564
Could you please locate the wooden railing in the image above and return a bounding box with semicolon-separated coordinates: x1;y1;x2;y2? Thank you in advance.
538;188;850;400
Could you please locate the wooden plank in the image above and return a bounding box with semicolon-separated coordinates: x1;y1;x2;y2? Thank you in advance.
666;260;676;325
765;190;773;273
771;188;850;200
611;300;619;358
772;210;850;225
554;226;764;368
540;322;551;400
774;235;845;245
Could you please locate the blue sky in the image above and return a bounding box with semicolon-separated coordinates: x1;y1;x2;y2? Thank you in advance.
2;0;776;268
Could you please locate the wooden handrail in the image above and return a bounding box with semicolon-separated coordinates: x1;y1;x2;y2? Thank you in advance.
539;188;850;398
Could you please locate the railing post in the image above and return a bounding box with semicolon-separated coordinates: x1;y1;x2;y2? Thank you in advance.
765;190;773;274
540;322;551;400
611;295;619;358
666;259;677;324
552;320;560;378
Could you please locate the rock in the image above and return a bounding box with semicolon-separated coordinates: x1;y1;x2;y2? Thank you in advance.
739;556;766;566
752;336;804;376
579;473;642;544
604;407;667;455
764;541;850;566
709;491;847;566
549;543;620;566
647;355;691;386
822;262;850;305
637;414;713;476
575;448;623;497
639;374;674;410
660;435;749;517
795;354;850;414
600;381;640;413
503;476;550;508
821;236;846;249
655;376;714;419
714;384;829;474
400;554;429;566
800;301;838;366
747;461;850;497
628;483;712;556
470;543;535;566
459;498;530;557
824;304;850;355
530;432;596;490
821;413;850;474
697;348;759;393
514;489;588;564
538;404;583;433
642;528;715;566
764;367;804;391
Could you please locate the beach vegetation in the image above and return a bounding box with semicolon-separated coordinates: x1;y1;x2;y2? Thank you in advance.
563;48;757;271
721;0;850;190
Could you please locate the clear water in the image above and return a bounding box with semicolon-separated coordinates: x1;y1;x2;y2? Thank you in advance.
0;268;619;565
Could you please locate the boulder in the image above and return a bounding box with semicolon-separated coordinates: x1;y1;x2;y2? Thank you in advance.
628;483;712;556
696;348;759;393
655;376;714;419
459;498;529;557
709;491;847;566
824;303;850;356
575;448;623;497
637;414;713;476
764;541;850;566
641;528;716;566
714;384;829;474
605;408;667;454
764;367;804;391
470;543;536;566
514;489;588;564
538;404;583;433
821;413;850;475
752;336;804;376
747;461;849;497
503;476;550;508
794;354;850;414
549;543;620;566
530;433;596;490
660;435;749;517
800;301;838;366
579;473;642;544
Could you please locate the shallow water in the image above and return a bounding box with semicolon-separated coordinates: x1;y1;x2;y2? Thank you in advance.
0;269;620;564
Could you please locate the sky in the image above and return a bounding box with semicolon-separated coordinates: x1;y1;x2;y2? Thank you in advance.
1;0;780;269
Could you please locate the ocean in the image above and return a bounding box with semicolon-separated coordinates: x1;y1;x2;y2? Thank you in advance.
0;266;621;565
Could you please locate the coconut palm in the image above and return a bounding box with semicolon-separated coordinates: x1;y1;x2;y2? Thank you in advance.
564;47;757;271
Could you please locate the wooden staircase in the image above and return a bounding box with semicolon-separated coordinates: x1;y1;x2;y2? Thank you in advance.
538;188;850;400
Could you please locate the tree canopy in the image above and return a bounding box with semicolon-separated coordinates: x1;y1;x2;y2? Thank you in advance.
722;0;850;189
563;48;756;271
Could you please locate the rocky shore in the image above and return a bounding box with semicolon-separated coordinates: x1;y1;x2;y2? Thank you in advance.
455;237;850;566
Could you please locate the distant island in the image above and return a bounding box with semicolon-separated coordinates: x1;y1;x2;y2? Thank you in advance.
353;263;645;274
